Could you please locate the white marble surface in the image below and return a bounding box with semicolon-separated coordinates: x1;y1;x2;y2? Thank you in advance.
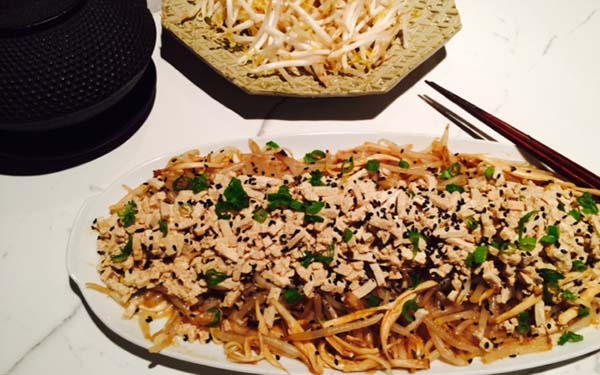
1;1;600;374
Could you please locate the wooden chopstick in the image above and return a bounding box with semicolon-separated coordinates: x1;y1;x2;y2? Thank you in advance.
424;80;600;190
418;95;497;142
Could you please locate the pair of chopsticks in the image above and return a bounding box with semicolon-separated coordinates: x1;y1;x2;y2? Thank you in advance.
420;81;600;190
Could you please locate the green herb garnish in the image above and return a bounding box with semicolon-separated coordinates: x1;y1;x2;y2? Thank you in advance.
366;159;380;172
518;210;538;240
579;305;590;318
340;157;354;176
111;236;133;263
440;162;461;180
399;160;410;169
446;184;464;193
540;225;559;245
517;311;531;335
572;260;587;272
538;268;564;304
558;202;566;212
484;166;495;180
304;150;326;164
465;216;479;232
558;331;583;345
205;269;227;287
409;271;422;289
343;228;353;243
309;170;325;186
366;295;381;307
215;178;249;219
577;192;598;215
568;209;583;221
207;307;222;327
563;290;577;301
402;299;421;322
253;208;269;223
304;214;324;224
466;245;488;268
192;173;209;194
159;220;168;237
118;200;137;227
408;230;425;255
305;201;325;215
282;288;304;304
519;236;537;252
173;175;192;191
266;141;280;149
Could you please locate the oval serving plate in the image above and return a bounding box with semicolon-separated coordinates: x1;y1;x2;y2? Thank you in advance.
67;132;600;375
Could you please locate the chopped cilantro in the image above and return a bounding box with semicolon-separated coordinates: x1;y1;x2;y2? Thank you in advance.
111;236;133;263
118;200;137;227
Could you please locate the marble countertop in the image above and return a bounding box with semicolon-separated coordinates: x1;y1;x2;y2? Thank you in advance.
2;1;600;374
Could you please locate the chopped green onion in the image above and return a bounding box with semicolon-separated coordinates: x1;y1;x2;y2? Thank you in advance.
440;169;452;180
118;200;137;227
440;162;461;180
303;150;326;164
518;236;537;252
557;202;566;212
568;209;583;221
517;311;531;335
304;214;324;224
343;228;353;243
577;192;598;215
173;175;192;192
402;299;420;322
558;331;583;346
266;140;280;149
562;290;577;301
305;201;325;215
366;295;381;307
192;173;209;194
366;159;380;172
518;210;538;240
466;245;488;268
465;216;479;232
111;236;133;263
484;166;495;180
216;178;250;219
399;160;410;169
540;225;559;245
205;269;227;287
309;170;325;186
282;288;304;304
408;230;424;255
159;220;168;237
409;271;422;289
579;305;590;318
253;208;269;223
538;268;564;288
572;260;587;272
301;249;334;267
207;307;222;327
340;157;354;176
446;184;464;193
